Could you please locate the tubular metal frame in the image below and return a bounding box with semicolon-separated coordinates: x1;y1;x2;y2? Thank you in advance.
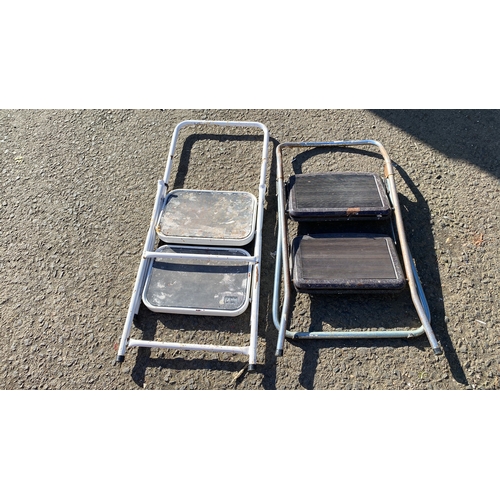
273;140;442;356
116;120;269;370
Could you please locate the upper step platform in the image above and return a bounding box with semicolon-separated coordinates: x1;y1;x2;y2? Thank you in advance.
287;172;392;221
156;189;257;246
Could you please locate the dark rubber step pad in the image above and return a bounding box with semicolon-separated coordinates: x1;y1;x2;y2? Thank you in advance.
288;172;391;220
292;233;406;292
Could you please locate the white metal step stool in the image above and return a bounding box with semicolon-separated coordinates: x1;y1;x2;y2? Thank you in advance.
273;139;442;356
116;120;269;371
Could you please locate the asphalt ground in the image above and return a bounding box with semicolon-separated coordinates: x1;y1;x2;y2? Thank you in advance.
1;109;499;391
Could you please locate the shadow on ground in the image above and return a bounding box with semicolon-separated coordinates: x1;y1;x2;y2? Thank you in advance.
371;110;500;179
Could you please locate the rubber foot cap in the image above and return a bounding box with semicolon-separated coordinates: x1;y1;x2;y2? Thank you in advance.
248;364;256;372
276;349;283;357
433;347;443;355
116;355;125;363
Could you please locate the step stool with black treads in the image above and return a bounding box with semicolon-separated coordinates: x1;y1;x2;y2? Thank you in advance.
273;139;442;356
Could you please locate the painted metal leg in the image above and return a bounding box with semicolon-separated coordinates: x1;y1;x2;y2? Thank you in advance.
409;257;442;354
274;171;292;357
116;180;166;363
273;224;285;356
247;262;260;371
116;260;148;362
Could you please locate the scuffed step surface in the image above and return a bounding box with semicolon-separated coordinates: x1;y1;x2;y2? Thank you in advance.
292;233;405;292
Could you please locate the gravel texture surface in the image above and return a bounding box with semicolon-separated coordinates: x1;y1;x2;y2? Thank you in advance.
1;109;499;390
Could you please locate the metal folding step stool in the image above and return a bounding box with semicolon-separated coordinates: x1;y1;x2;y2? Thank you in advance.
116;120;269;370
273;139;442;356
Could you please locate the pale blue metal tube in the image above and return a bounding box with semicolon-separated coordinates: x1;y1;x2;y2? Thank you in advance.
286;326;426;340
272;223;283;332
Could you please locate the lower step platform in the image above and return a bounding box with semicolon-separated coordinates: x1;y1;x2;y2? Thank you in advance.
292;233;406;293
142;245;252;316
